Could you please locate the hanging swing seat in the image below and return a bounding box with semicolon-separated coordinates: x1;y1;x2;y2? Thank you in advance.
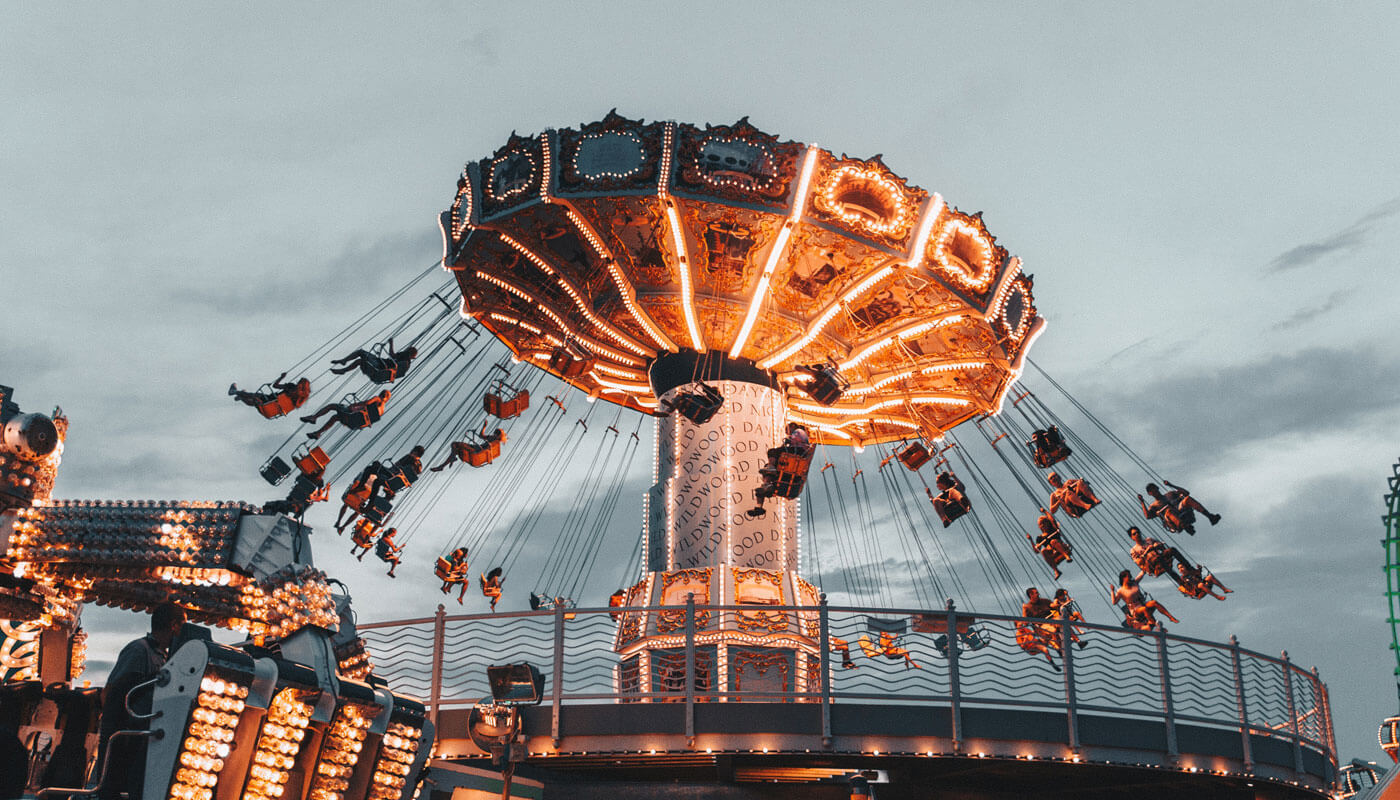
435;557;467;584
804;364;849;406
293;445;330;478
548;347;593;378
769;447;815;499
669;383;725;424
466;438;503;467
897;442;933;470
1015;621;1059;655
381;459;422;494
254;378;311;419
1028;426;1072;468
484;387;530;419
359;493;393;525
259;456;293;486
350;519;378;549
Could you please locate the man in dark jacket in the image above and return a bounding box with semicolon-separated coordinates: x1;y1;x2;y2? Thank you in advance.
94;603;185;800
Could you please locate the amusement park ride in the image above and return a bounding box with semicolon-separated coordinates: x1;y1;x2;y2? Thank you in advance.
1;113;1344;799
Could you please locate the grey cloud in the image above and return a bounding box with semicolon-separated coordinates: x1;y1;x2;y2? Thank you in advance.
167;229;441;319
1270;289;1351;331
1097;345;1400;469
1266;196;1400;272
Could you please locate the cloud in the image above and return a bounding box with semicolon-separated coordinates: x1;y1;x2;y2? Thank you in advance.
166;229;442;319
1097;345;1400;467
1266;196;1400;273
1269;289;1351;330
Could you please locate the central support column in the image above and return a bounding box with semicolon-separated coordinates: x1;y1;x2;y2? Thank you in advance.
647;379;798;573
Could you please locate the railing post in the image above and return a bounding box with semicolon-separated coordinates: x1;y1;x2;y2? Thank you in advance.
551;601;566;745
429;604;446;726
946;598;962;753
685;592;696;746
1061;610;1079;754
1316;667;1338;767
1229;635;1254;772
818;593;832;746
1280;651;1303;775
1156;627;1178;759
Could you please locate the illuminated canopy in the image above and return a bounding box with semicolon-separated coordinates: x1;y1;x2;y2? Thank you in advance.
442;112;1042;445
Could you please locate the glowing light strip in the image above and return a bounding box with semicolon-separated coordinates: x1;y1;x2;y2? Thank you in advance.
474;271;643;365
839;313;966;370
664;199;705;352
562;205;677;352
589;372;653;394
657;122;675;197
757;265;895;369
592;362;647;380
728;145;821;359
984;257;1022;321
790;395;969;416
828;416;921;431
539;131;552;197
845;359;994;395
497;233;650;356
905;193;944;268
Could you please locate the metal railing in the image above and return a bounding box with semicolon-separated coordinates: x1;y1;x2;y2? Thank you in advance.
357;599;1336;769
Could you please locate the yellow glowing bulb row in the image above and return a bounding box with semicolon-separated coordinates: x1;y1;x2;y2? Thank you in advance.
816;164;916;239
656;122;675;197
239;689;313;800
472;271;643;367
487;149;536;202
929;214;998;293
308;704;374;800
496;233;649;357
240;574;338;645
367;721;423;800
167;673;247;800
757;265;895;370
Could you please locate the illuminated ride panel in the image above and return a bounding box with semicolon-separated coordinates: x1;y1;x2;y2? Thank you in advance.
441;112;1042;448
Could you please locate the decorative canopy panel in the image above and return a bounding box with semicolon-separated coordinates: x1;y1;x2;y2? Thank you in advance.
442;112;1043;446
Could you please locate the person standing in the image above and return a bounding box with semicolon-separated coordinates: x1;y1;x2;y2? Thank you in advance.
94;604;185;800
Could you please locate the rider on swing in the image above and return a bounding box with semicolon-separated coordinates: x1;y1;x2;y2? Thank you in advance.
331;337;418;384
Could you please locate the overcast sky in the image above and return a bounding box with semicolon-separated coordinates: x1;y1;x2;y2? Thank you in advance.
3;1;1398;763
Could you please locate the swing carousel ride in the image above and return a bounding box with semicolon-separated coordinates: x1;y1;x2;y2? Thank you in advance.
0;113;1339;798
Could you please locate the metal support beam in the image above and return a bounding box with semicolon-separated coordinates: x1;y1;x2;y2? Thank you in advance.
685;593;696;745
1156;627;1178;758
429;604;446;726
551;602;566;744
1062;612;1079;753
818;594;832;746
1230;635;1254;771
947;599;962;753
1281;650;1303;774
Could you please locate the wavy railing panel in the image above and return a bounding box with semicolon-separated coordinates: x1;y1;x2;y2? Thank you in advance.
355;603;1332;771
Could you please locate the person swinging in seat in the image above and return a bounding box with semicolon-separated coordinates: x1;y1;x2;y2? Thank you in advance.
796;359;847;406
349;518;380;560
374;528;403;577
1046;472;1100;519
331;337;418;384
1051;588;1088;650
658;383;725;424
1110;569;1180;630
926;470;972;527
1138;480;1221;535
1175;561;1233;601
229;372;312;419
857;631;921;669
301;390;392;439
480;566;504;611
430;426;506;471
435;547;470;604
1027;426;1072;468
1127;526;1190;585
335;462;381;531
1017;587;1062;670
1027;508;1073;579
263;473;330;519
746;422;814;518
